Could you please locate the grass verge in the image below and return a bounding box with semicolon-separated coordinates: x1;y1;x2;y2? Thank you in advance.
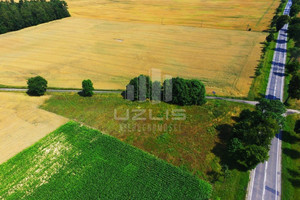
0;121;212;199
41;93;254;199
282;114;300;200
248;0;288;100
247;36;278;100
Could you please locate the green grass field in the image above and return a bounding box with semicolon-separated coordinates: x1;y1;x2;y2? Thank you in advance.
41;93;253;199
0;121;212;199
282;114;300;200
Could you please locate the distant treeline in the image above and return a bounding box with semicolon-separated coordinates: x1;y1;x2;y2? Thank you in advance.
0;0;70;34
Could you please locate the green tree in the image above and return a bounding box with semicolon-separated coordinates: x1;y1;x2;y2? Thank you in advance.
286;61;300;75
243;145;269;170
256;98;286;125
127;75;152;101
290;4;300;17
187;79;206;105
81;79;94;97
27;76;48;96
266;33;274;42
288;23;300;47
151;81;161;101
288;47;300;63
168;77;190;106
287;72;300;101
229;109;280;170
276;15;290;31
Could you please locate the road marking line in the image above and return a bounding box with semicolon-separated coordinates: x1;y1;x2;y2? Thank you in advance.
248;168;256;200
276;132;280;200
262;161;268;200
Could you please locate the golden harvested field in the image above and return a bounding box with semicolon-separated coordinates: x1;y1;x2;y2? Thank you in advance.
0;17;266;96
0;92;68;164
67;0;279;31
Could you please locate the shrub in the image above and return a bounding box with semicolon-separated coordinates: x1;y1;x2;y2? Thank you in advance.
81;79;94;97
276;15;290;31
27;76;48;96
286;61;300;75
266;33;274;42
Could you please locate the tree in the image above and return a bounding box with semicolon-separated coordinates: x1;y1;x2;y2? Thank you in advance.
276;15;290;31
151;81;161;101
169;77;190;105
266;33;274;43
288;23;300;47
286;61;300;75
27;76;48;96
288;47;300;63
126;75;152;101
256;98;286;116
290;4;300;17
228;109;280;170
243;145;269;170
187;79;206;105
287;72;300;101
81;79;94;97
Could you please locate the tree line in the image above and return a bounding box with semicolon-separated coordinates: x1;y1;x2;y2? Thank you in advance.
0;0;70;34
122;75;206;106
228;99;286;170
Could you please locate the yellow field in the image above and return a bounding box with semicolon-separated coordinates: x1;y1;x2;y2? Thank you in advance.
0;17;266;96
0;92;68;164
67;0;279;31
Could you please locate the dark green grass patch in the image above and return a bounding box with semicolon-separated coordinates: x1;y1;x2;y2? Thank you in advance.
282;114;300;200
0;121;212;200
41;93;253;199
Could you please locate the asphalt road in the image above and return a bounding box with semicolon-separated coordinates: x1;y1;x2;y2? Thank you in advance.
247;1;292;200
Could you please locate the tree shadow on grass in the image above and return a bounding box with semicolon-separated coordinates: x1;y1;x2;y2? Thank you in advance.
289;178;300;188
212;124;247;172
282;148;300;159
287;168;300;177
281;130;299;144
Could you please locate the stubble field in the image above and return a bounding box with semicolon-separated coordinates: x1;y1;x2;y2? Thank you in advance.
0;17;266;97
67;0;279;31
0;92;68;164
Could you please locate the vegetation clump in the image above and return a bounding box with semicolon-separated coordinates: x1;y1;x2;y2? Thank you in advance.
27;75;48;96
80;79;94;97
228;99;285;170
123;75;206;106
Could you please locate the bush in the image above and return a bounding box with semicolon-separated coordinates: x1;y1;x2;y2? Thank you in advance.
276;15;290;31
81;79;94;97
266;33;274;42
27;76;48;96
286;61;300;75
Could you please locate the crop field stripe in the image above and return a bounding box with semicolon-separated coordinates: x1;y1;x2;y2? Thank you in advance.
0;121;212;199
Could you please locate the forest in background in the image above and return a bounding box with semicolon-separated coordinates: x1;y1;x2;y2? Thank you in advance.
0;0;70;34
